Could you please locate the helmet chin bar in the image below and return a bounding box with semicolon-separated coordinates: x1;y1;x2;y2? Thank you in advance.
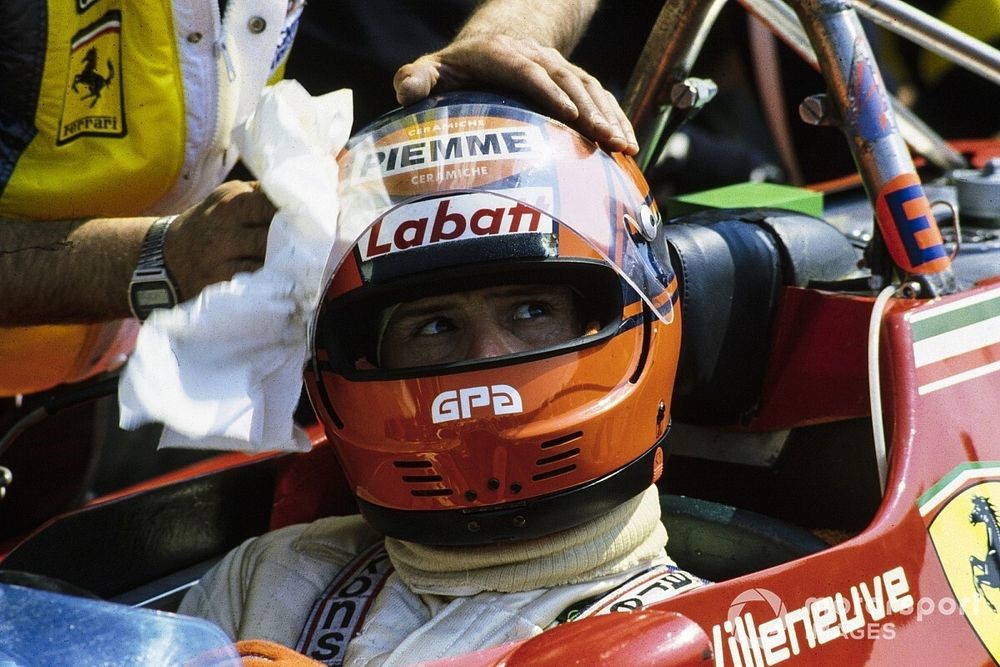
356;436;668;546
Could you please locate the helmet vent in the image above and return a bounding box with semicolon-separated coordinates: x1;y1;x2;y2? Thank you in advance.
532;465;576;482
411;488;453;497
534;432;581;480
394;461;452;496
539;431;583;449
402;474;443;482
393;460;433;468
536;448;580;466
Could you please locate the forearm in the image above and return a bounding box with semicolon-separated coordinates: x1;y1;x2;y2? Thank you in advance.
460;0;600;54
0;182;273;326
0;216;150;325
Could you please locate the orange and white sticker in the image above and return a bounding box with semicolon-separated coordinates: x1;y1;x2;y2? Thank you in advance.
349;124;545;183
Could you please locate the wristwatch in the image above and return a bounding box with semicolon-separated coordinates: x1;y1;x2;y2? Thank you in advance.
128;215;179;320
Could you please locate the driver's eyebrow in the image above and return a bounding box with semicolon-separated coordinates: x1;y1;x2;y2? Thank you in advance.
390;297;464;323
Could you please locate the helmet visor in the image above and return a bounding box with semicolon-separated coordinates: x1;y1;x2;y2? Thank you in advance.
327;100;675;324
319;252;626;375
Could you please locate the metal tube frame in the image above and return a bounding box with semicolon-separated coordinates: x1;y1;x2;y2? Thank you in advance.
792;0;955;295
852;0;1000;88
624;0;972;295
622;0;729;169
738;0;966;171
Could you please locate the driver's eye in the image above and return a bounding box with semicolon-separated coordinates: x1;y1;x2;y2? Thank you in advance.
415;317;455;337
512;303;548;321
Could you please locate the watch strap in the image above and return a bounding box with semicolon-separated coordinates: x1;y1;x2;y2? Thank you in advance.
129;215;179;320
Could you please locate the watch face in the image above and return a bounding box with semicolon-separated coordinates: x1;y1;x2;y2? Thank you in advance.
134;286;173;308
129;279;177;319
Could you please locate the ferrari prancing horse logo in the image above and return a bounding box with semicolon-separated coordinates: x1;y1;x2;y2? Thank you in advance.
58;9;126;145
969;495;1000;613
921;465;1000;661
72;46;115;108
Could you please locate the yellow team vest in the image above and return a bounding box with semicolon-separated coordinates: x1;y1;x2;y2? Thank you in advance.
0;0;298;396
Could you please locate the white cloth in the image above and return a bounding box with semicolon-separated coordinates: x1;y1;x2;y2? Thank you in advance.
179;487;671;665
118;81;352;452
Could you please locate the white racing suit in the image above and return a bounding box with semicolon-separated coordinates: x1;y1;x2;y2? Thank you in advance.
179;485;706;666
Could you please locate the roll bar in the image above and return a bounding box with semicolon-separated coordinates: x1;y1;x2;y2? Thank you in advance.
621;0;1000;296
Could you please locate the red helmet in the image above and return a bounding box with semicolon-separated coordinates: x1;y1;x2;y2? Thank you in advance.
306;92;681;545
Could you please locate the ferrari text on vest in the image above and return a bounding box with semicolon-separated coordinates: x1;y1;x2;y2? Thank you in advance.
62;115;119;137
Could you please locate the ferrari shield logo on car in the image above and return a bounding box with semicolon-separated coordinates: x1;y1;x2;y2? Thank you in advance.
920;462;1000;661
58;10;126;145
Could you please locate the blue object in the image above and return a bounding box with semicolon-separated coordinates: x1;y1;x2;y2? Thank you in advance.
0;584;240;666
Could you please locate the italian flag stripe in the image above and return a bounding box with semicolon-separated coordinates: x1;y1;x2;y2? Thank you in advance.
909;289;1000;395
918;461;1000;516
911;294;1000;341
913;315;1000;367
72;20;122;51
916;340;1000;384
